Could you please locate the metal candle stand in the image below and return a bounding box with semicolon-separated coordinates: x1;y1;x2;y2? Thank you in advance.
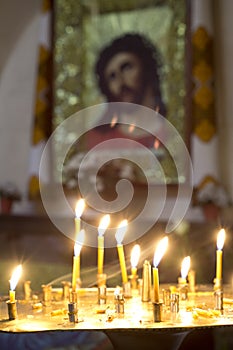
68;291;78;323
152;302;163;322
115;293;125;314
62;281;71;301
24;280;32;301
41;284;52;307
98;285;107;305
123;281;132;298
214;289;223;311
129;274;138;290
7;300;17;320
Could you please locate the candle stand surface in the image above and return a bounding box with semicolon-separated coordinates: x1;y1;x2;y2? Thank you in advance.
0;285;233;349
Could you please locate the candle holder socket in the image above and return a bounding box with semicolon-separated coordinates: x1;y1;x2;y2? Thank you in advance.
41;284;52;306
170;293;179;314
141;260;151;302
213;277;222;291
188;270;196;293
70;290;78;304
62;281;71;301
123;281;131;298
98;285;107;305
7;300;17;320
24;280;32;301
214;289;223;311
152;302;163;322
129;274;138;290
68;302;78;323
115;293;125;314
97;273;107;287
162;288;171;308
179;284;188;301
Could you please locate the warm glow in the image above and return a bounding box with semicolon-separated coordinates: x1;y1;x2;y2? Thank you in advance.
110;114;118;128
181;256;191;279
153;236;168;267
154;139;160;150
98;215;110;236
217;229;225;250
130;244;140;268
74;229;85;256
115;220;128;244
128;123;135;133
75;199;85;218
10;265;22;291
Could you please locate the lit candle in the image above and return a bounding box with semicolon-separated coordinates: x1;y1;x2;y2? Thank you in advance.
9;265;22;302
216;228;226;281
98;214;110;275
72;229;85;292
153;236;168;302
115;219;128;284
75;198;85;234
179;256;191;284
130;244;140;276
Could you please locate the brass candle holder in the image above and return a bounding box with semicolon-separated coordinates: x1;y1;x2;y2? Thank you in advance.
97;273;107;287
7;300;17;320
214;288;223;311
129;273;138;290
115;292;125;314
152;302;163;322
41;284;52;307
98;285;107;305
62;281;71;301
68;290;78;323
24;280;32;301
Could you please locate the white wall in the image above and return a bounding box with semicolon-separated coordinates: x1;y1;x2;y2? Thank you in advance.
0;0;41;211
0;0;232;219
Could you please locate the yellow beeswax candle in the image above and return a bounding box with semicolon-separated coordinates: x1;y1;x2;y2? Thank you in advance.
216;229;225;281
98;236;104;275
9;290;15;303
216;250;223;280
97;215;110;275
117;244;128;283
71;229;85;292
152;236;168;303
153;267;159;302
9;264;22;302
115;220;128;284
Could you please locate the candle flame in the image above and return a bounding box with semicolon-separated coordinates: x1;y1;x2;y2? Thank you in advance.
130;244;140;268
75;199;85;218
98;214;110;236
153;236;168;267
9;264;22;291
217;228;225;250
115;219;128;244
74;229;85;256
181;256;191;279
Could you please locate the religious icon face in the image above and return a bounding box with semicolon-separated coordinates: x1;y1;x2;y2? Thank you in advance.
103;52;144;104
